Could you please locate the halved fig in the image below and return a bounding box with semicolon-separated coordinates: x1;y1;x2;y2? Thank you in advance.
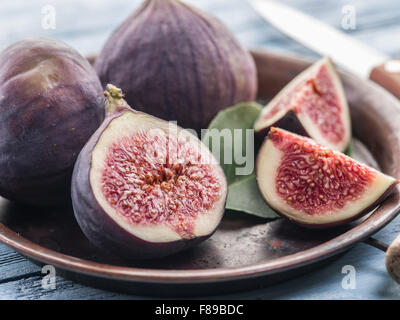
256;127;398;227
254;57;351;152
71;85;228;259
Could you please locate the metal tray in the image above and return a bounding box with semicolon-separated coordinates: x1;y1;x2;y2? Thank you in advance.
0;50;399;296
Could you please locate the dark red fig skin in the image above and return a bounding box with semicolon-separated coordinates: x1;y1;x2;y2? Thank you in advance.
0;38;104;206
255;110;309;140
94;0;257;133
71;102;224;260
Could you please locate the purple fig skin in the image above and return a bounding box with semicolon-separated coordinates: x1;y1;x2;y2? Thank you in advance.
71;87;226;260
94;0;257;133
255;110;309;140
0;38;104;206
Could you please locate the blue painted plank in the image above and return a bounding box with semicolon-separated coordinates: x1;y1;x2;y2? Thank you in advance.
0;245;40;283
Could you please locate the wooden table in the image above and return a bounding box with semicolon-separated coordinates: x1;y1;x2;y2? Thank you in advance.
1;0;400;299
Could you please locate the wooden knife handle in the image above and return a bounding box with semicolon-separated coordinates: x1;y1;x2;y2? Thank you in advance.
370;60;400;99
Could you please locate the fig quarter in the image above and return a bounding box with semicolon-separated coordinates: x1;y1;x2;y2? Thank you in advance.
254;57;351;152
256;128;398;227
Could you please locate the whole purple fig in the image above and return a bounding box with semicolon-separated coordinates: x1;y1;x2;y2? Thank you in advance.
95;0;257;132
0;38;104;206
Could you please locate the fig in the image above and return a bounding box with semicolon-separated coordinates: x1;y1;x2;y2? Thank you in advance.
256;127;397;227
94;0;257;132
0;38;104;206
254;57;351;152
71;85;228;259
386;234;400;284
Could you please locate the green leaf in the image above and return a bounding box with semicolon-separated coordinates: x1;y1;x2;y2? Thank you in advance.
226;174;279;219
203;102;278;219
344;140;353;157
202;102;262;184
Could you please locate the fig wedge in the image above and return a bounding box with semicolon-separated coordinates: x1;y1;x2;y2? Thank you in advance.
256;128;397;227
254;57;351;152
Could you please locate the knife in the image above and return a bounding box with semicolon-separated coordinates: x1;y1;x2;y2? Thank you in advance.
249;0;400;98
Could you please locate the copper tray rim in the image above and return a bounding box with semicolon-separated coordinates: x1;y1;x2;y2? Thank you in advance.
0;49;400;285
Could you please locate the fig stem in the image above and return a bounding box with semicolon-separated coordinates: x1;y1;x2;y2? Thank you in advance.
364;237;388;252
104;84;128;116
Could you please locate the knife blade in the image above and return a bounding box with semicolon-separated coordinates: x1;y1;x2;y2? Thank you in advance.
249;0;400;98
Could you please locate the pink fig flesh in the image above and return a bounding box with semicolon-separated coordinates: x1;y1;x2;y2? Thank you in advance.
254;57;351;152
256;127;398;227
